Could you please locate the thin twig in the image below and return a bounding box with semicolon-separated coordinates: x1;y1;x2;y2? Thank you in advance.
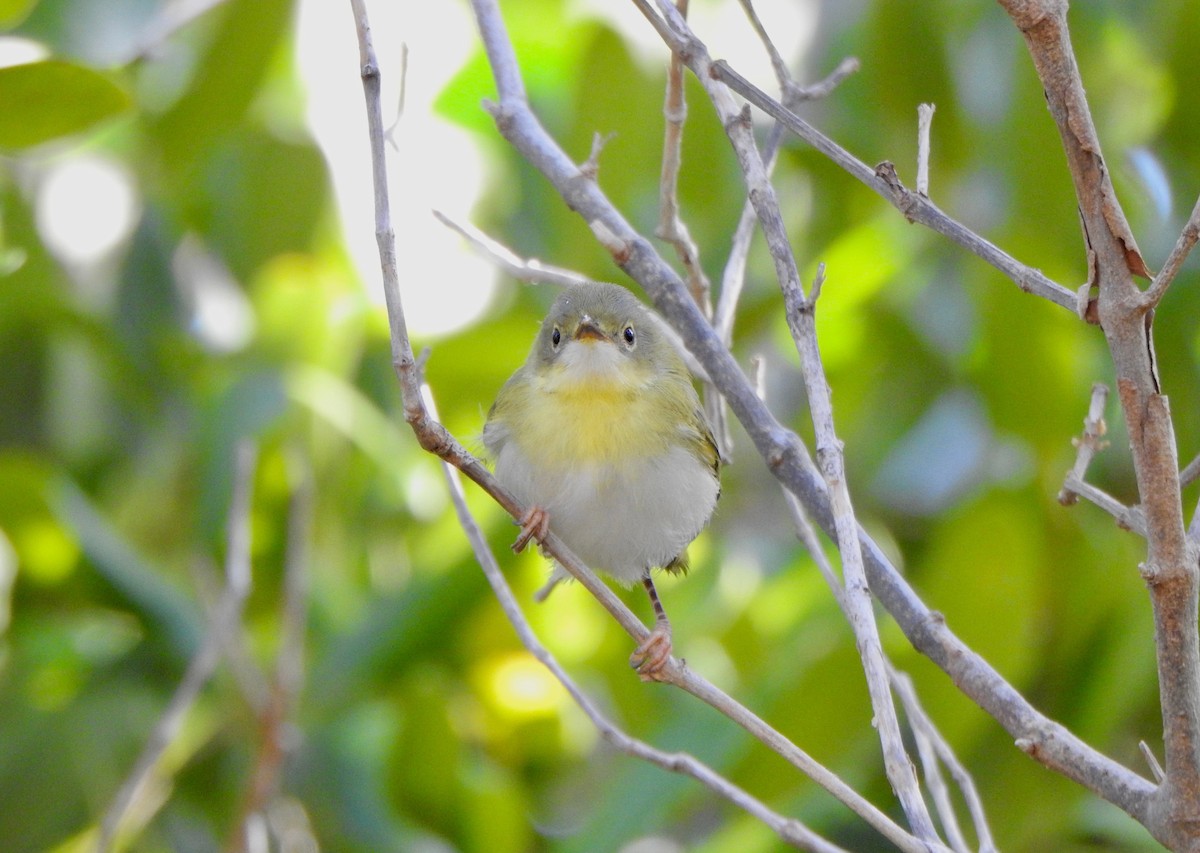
890;670;968;853
580;131;615;181
1061;474;1147;537
431;210;710;382
656;0;712;310
430;386;846;853
782;488;994;852
891;671;997;853
642;0;939;837
711;51;856;347
736;0;789;92
227;456;312;853
705;59;1078;312
1140;192;1200;310
917;103;935;197
1140;741;1166;785
356;3;931;849
383;42;408;149
467;0;1155;829
1181;453;1200;491
97;442;258;853
789;56;861;103
653;0;729;460
779;264;939;841
433;209;595;288
1058;382;1110;506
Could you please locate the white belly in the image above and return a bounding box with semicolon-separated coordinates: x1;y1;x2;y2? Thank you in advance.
494;442;719;584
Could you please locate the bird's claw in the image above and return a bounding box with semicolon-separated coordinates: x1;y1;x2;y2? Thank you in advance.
512;506;550;553
630;623;673;682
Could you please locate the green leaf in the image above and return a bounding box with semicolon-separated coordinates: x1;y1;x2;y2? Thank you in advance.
0;60;129;149
151;0;294;172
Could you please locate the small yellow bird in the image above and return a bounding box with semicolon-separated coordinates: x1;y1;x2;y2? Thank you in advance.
484;282;720;679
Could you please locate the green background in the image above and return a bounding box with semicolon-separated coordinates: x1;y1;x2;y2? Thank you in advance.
1;0;1196;850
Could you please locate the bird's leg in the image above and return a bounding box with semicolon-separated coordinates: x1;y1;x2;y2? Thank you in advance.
511;505;550;553
533;575;561;602
630;575;673;682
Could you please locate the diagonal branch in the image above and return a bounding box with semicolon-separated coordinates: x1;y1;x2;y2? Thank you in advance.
1141;192;1200;311
96;442;258;853
433;209;596;288
996;3;1200;846
781;262;938;839
704;60;1078;313
431;386;848;853
352;4;931;849
781;488;994;853
461;0;1156;831
713;0;858;349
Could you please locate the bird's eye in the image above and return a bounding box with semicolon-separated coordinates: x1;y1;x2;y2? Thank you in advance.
551;327;561;347
623;326;635;346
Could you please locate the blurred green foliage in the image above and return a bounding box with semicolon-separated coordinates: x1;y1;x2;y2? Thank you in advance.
0;0;1196;851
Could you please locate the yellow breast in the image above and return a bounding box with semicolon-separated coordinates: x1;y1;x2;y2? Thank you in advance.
510;375;672;470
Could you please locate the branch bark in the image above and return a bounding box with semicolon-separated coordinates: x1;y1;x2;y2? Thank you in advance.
997;2;1200;847
353;3;933;849
704;60;1079;313
456;0;1161;839
464;0;1156;834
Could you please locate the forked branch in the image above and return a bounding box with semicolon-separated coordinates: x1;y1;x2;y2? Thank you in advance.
351;2;935;849
465;0;1157;835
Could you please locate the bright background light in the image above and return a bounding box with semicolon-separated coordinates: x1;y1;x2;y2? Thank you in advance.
35;154;139;271
296;0;498;340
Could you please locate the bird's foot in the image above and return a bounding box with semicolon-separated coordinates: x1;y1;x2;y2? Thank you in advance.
630;622;673;682
512;505;550;553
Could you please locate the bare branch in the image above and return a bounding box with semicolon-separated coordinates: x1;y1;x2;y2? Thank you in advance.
433;209;595;288
891;671;997;853
712;48;856;348
781;467;992;852
97;442;258;853
580;131;615;181
1141;741;1167;785
917;103;935;197
643;0;937;836
431;386;847;853
705;59;1079;312
1182;453;1200;491
383;42;408;149
1141;192;1200;310
1058;382;1110;506
653;0;731;460
997;4;1200;844
735;0;789;92
656;0;712;310
779;261;938;840
462;0;1155;830
228;455;311;853
1061;474;1148;537
354;5;931;849
790;56;861;103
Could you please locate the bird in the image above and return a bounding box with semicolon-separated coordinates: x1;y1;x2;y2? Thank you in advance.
483;281;720;680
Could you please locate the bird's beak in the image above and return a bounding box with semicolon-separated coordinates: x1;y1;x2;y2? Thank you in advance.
573;317;609;343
